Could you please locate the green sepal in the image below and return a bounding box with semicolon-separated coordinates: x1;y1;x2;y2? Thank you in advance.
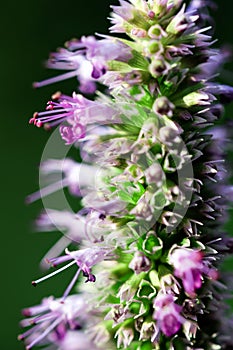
126;340;154;350
149;270;160;288
118;182;145;205
120;103;150;128
129;85;154;109
110;262;132;281
120;271;146;292
107;51;148;74
136;341;155;350
99;294;120;306
116;37;143;51
151;189;167;210
180;237;191;247
129;301;141;315
158;264;172;279
171;82;204;105
128;11;151;30
142;232;163;259
128;50;149;70
107;60;134;73
137;279;157;299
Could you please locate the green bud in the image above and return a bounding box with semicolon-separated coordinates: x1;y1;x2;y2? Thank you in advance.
148;41;161;54
182;91;210;107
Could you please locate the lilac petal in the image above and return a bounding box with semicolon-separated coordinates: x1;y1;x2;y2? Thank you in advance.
161;314;182;337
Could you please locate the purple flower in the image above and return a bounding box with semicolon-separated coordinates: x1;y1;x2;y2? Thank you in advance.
169;248;204;297
18;295;89;349
109;0;135;33
29;92;118;142
129;251;151;274
188;0;218;12
104;304;131;327
59;124;86;145
32;247;113;299
82;192;127;217
29;92;87;129
160;274;181;295
35;210;86;269
34;52;96;94
111;0;134;21
165;43;194;59
152;96;175;117
35;208;113;268
36;209;110;243
26;158;99;203
166;4;199;35
33;35;131;93
81;35;131;77
206;83;233;104
101;70;142;90
153;293;184;337
194;47;231;80
109;0;184;33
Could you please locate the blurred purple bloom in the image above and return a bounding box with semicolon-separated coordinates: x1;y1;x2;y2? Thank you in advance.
169;248;203;297
55;330;99;350
26;158;99;203
19;295;89;349
153;293;184;337
206;83;233;104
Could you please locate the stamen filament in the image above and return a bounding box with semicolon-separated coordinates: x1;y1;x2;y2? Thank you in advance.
33;71;78;88
32;260;76;286
37;108;71;117
18;324;41;341
40;236;71;270
26;178;69;204
32;313;56;325
62;266;82;300
26;317;62;349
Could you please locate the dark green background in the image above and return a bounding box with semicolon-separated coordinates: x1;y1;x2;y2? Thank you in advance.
1;1;233;349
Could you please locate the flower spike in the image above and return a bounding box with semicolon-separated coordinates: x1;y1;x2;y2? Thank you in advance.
21;1;233;349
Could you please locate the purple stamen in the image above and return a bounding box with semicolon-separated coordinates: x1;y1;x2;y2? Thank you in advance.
26;317;63;349
62;266;82;300
18;324;42;341
33;70;78;88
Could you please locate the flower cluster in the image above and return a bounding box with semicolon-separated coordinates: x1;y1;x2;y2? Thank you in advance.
20;1;233;349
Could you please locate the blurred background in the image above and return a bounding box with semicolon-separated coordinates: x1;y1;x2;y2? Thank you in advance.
1;0;233;348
